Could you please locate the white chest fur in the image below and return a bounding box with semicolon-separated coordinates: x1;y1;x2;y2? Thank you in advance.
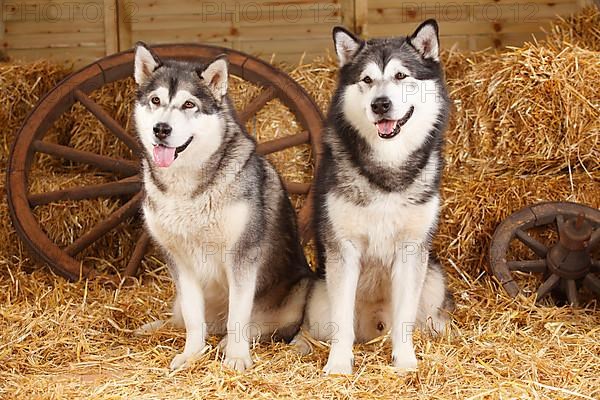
326;191;439;265
142;170;249;273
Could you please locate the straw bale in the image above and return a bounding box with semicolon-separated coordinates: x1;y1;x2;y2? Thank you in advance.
288;57;338;112
545;6;600;51
0;61;71;169
446;42;600;174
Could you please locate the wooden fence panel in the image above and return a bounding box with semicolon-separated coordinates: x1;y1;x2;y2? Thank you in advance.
365;0;590;50
0;0;592;67
2;0;109;65
126;0;344;65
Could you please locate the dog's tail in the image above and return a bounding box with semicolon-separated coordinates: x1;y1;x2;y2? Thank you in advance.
134;319;168;335
134;294;185;336
417;257;454;335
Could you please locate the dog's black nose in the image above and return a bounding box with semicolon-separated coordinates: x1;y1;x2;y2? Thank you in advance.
371;97;391;115
153;122;172;140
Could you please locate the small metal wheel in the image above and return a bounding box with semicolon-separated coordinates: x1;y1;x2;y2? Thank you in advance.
7;44;324;281
490;202;600;305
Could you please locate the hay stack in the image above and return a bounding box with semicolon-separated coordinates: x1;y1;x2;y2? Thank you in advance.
0;61;72;169
545;6;600;51
446;42;599;175
439;32;600;275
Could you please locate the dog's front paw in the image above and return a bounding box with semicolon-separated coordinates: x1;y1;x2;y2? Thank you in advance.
223;353;253;372
169;346;209;371
291;333;313;356
323;353;353;375
170;352;192;371
391;351;418;374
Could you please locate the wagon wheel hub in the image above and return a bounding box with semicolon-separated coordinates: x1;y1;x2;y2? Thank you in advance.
546;214;593;281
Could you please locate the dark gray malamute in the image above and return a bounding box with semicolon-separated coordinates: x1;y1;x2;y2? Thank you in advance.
293;20;454;375
132;43;313;372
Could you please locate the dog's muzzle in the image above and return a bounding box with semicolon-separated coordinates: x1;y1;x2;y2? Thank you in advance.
375;106;415;139
152;136;193;168
174;136;193;156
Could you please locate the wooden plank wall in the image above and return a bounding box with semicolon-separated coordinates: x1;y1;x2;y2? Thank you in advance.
1;0;107;65
127;0;344;63
364;0;591;50
0;0;591;67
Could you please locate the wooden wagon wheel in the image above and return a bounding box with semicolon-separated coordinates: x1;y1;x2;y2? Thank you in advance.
7;44;324;282
490;202;600;305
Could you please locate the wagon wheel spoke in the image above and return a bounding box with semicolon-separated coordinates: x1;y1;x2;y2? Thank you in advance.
284;182;310;195
28;176;141;207
587;228;600;251
507;259;547;273
239;87;312;196
33;140;139;176
556;214;565;233
583;273;600;296
535;273;560;302
259;130;311;195
515;228;548;257
238;86;277;124
64;192;143;256
257;131;310;156
124;231;151;277
565;279;579;306
73;89;141;155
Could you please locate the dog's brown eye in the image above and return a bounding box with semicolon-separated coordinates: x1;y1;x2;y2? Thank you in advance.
395;72;407;80
362;76;373;84
182;101;195;109
377;322;385;331
150;96;160;105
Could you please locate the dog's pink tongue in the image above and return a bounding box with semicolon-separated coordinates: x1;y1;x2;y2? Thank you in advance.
376;120;397;135
153;145;176;168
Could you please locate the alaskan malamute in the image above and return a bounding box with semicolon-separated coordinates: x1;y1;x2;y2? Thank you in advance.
293;20;454;374
133;43;313;372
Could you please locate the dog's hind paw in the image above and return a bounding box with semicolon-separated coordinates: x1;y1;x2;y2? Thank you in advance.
391;353;418;374
223;353;253;372
323;355;353;375
290;334;313;356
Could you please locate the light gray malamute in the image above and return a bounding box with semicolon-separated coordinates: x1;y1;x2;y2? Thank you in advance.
133;43;313;372
293;20;454;375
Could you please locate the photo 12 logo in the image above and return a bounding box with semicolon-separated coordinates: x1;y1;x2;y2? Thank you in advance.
1;1;139;23
399;2;539;23
199;1;338;24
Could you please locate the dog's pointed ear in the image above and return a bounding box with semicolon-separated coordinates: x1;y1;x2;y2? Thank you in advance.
409;19;440;61
134;42;162;85
333;26;363;67
200;55;228;99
